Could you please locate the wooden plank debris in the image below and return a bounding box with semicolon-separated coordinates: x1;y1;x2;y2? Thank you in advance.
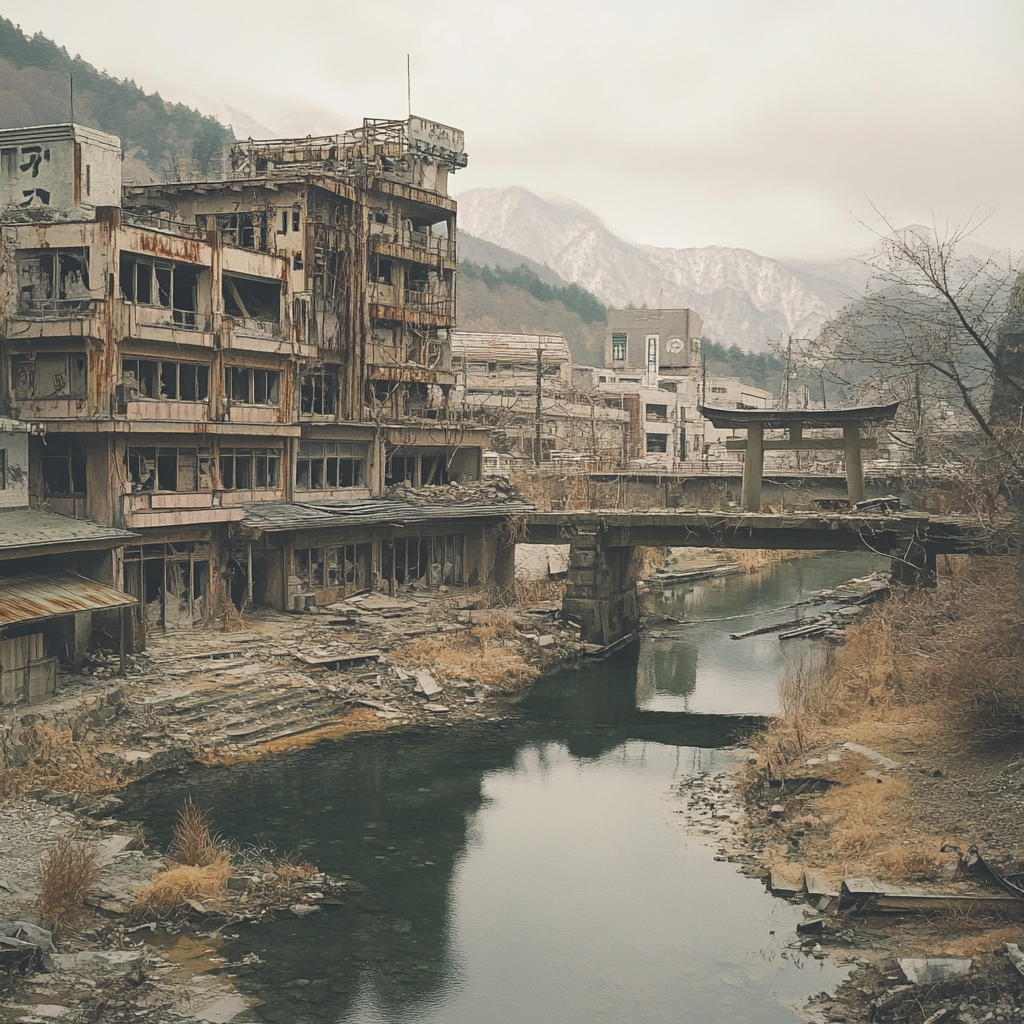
1004;943;1024;978
841;876;1018;912
295;649;381;667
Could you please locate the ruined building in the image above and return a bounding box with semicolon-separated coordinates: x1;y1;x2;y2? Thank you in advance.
0;117;501;644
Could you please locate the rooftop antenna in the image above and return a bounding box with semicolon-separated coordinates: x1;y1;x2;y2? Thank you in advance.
69;72;74;122
407;54;411;118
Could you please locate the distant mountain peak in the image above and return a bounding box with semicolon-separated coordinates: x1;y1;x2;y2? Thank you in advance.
455;185;854;351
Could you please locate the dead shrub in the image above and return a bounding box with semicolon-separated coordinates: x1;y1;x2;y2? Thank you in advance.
36;837;100;930
274;853;318;881
404;630;538;691
137;858;230;912
168;797;222;867
514;577;566;605
1;723;123;802
732;549;803;574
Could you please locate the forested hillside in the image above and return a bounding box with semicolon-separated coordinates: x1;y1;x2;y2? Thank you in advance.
0;17;232;181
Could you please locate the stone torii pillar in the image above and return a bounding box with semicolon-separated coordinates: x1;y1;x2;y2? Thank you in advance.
699;403;898;512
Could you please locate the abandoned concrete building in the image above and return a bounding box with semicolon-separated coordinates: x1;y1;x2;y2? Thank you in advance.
451;331;630;466
0;117;495;644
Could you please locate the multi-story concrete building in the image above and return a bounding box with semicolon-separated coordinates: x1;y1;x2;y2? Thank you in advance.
0;118;492;639
604;308;703;381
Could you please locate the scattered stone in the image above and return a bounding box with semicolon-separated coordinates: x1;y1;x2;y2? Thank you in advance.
421;703;450;714
290;903;321;917
898;957;972;984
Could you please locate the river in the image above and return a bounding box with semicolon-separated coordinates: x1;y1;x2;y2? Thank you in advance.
121;550;887;1024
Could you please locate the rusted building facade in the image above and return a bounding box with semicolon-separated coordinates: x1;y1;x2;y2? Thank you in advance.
0;118;488;641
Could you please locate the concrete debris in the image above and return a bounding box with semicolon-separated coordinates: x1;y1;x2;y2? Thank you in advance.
413;670;442;697
290;903;321;917
421;703;450;713
898;957;973;984
1005;942;1024;977
841;741;901;771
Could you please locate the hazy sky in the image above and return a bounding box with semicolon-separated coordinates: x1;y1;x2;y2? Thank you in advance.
4;0;1022;259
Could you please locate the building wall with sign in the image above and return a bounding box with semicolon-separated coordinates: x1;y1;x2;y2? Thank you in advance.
604;308;703;375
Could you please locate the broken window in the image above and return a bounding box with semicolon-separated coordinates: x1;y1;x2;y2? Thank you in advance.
645;433;668;453
124;542;209;631
225;367;280;405
41;439;86;496
385;455;415;487
370;259;393;285
17;249;91;312
383;534;463;587
119;254;200;324
295;441;365;490
223;273;281;322
0;449;5;489
126;447;207;492
214;212;256;249
299;369;338;415
645;403;668;421
121;359;208;401
1;148;16;175
611;333;627;361
13;353;87;399
294;544;370;593
219;448;280;490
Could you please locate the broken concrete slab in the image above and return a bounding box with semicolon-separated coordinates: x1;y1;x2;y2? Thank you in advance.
413;670;442;697
898;957;972;984
1005;942;1024;977
842;742;900;771
803;869;840;899
421;703;450;713
536;635;555;647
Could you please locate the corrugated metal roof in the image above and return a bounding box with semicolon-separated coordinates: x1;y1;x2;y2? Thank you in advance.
0;507;137;555
241;497;535;534
0;573;135;627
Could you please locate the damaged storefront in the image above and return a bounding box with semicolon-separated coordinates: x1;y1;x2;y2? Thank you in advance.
235;497;530;612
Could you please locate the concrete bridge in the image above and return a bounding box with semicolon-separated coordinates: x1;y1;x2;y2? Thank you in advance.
522;509;1017;646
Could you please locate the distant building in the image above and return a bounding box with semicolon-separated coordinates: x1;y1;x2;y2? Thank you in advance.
604;308;703;381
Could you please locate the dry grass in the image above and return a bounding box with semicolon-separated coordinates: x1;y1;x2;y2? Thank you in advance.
403;628;539;691
1;723;123;802
168;797;222;867
35;837;100;930
744;555;1023;883
137;858;231;912
514;577;566;605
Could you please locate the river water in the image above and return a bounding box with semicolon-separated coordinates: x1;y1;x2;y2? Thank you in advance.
122;551;887;1024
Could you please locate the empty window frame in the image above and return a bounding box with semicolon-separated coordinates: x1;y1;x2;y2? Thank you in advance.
645;403;668;421
119;254;199;323
211;212;264;250
645;433;668;453
126;447;212;492
299;369;338;415
121;359;209;401
41;439;87;496
219;448;281;490
0;448;5;489
611;332;627;361
294;543;370;591
17;248;91;311
382;534;463;587
222;274;280;321
295;441;365;490
225;367;280;405
13;353;87;399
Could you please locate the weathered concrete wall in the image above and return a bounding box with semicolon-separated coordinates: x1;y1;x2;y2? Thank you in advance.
0;427;28;507
562;529;638;646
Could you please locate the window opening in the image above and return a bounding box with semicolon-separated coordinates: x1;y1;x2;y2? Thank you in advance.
42;440;86;495
611;332;627;361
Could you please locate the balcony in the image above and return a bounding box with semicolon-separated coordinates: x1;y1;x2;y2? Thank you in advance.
121;211;207;241
230;315;283;339
17;298;96;319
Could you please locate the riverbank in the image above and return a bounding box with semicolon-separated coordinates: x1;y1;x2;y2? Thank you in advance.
719;555;1024;1022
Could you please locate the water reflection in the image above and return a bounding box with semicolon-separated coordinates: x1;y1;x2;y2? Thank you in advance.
121;553;883;1023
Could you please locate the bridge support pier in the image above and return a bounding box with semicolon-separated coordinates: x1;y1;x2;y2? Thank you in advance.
562;529;639;646
890;539;937;587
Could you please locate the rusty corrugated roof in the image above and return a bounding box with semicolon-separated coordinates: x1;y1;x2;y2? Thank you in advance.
0;573;135;627
0;507;137;556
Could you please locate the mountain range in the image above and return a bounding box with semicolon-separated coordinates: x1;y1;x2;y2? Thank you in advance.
456;186;875;351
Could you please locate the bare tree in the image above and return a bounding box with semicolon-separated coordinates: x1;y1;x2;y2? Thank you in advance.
804;212;1024;486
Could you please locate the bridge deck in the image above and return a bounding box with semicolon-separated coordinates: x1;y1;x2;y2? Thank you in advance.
523;509;1016;556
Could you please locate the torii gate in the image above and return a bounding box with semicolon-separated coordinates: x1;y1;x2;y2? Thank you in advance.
698;403;899;511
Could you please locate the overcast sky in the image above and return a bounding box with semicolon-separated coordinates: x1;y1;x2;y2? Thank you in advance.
4;0;1022;260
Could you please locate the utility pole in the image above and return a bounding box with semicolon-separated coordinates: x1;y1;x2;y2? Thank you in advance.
534;344;543;466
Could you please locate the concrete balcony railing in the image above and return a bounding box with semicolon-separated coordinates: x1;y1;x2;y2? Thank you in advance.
17;297;97;318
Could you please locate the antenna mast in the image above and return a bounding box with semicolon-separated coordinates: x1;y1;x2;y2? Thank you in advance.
70;73;74;122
